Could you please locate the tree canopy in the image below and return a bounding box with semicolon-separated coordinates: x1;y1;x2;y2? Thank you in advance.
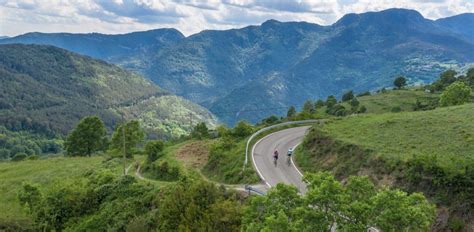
110;120;145;158
242;172;435;232
64;116;108;156
439;81;471;107
393;76;407;89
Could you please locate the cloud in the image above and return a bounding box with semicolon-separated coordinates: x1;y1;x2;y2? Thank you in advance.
0;0;472;37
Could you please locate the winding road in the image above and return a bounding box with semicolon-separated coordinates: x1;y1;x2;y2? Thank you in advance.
252;126;310;193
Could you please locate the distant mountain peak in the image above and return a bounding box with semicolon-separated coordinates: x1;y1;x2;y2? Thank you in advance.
335;8;425;26
261;19;282;27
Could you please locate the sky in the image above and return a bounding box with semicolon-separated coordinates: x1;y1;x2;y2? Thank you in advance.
0;0;473;37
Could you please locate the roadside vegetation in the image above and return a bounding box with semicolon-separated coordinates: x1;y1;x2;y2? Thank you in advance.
295;69;474;231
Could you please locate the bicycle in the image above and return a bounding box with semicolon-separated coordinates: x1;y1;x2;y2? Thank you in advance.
273;156;278;167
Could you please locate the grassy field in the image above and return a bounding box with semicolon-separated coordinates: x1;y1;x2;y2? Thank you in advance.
323;103;474;170
350;89;439;113
0;156;106;224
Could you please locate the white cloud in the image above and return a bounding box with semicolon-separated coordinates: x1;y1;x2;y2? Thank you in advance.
0;0;472;37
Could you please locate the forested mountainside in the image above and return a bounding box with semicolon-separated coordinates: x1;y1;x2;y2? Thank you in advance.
3;9;473;125
0;44;215;139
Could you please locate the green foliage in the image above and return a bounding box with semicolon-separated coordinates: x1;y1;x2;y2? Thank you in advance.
326;95;337;108
391;106;402;112
302;100;315;114
342;90;355;102
439;81;471;107
430;69;458;92
143;160;181;181
144;140;165;163
191;122;210;139
16;167;244;231
327;104;348;116
64;116;108;157
287;106;296;118
297;104;474;229
393;76;407;89
232;121;254;138
110;120;145;158
11;153;27;161
242;172;435;231
260;115;280;125
357;91;371;97
314;99;325;109
0;126;62;160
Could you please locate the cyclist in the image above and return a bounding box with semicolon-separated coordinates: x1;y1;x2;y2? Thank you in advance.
273;149;279;166
287;147;294;165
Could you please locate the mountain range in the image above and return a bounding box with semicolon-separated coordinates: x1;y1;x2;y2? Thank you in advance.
0;44;215;139
2;8;473;125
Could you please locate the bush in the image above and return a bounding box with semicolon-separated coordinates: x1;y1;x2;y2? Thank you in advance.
357;91;371;97
11;153;28;161
232;121;254;138
439;81;471;107
191;122;209;139
391;106;402;113
146;161;181;181
144;140;165;163
327;104;347;116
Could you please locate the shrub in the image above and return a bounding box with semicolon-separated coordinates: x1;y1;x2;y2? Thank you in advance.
11;153;28;161
391;106;402;113
232;121;254;138
439;81;471;107
144;140;165;163
191;122;210;139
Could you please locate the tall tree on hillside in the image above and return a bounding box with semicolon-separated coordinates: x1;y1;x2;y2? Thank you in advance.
302;100;315;114
191;122;209;139
342;90;354;102
314;99;325;109
326;95;337;108
64;116;108;156
287;106;296;118
110;120;145;158
393;76;407;89
439;81;471;107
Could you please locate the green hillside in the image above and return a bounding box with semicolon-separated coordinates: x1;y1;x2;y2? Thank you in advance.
0;44;216;157
296;103;474;230
347;89;439;113
0;156;106;226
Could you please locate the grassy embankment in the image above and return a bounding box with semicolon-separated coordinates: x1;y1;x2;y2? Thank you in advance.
296;103;474;229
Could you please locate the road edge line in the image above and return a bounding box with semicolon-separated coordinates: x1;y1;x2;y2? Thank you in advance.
251;132;280;188
290;142;304;177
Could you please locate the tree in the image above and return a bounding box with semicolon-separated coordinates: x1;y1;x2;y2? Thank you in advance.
110;120;145;158
327;104;347;116
232;121;254;138
358;105;367;113
439;81;471;107
342;90;354;102
302;100;315;114
145;140;165;163
394;76;407;89
350;98;360;112
314;99;325;109
242;172;436;231
287;106;296;118
191;122;209;139
326;95;337;108
64;116;108;157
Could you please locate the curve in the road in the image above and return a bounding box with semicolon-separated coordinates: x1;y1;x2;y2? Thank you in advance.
252;126;310;193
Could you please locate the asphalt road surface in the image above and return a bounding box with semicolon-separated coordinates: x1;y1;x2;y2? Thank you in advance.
252;126;310;193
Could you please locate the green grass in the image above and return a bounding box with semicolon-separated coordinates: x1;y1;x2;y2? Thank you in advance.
0;156;105;223
323;103;474;170
351;89;439;113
